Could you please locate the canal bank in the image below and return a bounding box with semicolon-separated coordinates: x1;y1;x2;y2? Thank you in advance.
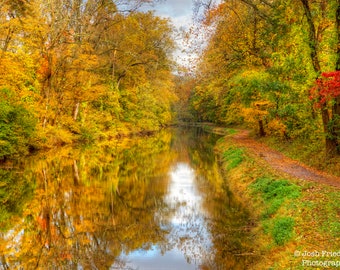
213;127;340;269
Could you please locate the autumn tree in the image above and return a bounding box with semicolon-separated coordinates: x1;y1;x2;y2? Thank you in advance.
0;0;179;159
296;0;340;155
35;0;109;129
0;0;175;148
173;74;196;122
89;10;176;133
190;0;340;154
0;0;41;158
191;0;294;132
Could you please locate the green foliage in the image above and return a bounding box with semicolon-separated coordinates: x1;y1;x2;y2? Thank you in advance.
202;124;213;132
225;128;237;135
222;147;244;170
0;169;35;231
272;217;295;246
265;197;285;218
251;177;301;201
189;83;225;123
250;177;301;217
222;68;312;138
250;177;300;245
79;126;96;144
228;70;270;106
0;89;37;159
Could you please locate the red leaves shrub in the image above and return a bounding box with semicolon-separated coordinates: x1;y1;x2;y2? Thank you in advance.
310;71;340;108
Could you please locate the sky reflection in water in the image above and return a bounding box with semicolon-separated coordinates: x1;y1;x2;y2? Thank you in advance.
118;162;212;270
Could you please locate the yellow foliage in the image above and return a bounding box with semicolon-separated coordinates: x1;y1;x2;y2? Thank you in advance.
37;125;74;148
242;107;268;123
0;0;177;150
224;103;243;124
0;51;37;93
267;118;287;138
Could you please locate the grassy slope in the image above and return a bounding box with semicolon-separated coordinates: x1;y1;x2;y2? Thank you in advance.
214;128;340;270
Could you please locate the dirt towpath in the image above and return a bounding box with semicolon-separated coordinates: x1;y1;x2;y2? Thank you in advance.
231;130;340;189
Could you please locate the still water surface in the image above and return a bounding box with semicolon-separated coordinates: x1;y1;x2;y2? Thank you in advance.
0;128;256;269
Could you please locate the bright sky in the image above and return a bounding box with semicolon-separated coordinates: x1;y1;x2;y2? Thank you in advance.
142;0;197;67
151;0;194;30
145;0;221;69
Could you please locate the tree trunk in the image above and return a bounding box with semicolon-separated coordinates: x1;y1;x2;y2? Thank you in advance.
73;160;80;186
0;27;14;61
258;119;266;137
331;100;340;152
321;108;338;155
73;102;80;121
0;254;9;270
300;0;338;155
336;0;340;70
300;0;321;72
331;0;340;154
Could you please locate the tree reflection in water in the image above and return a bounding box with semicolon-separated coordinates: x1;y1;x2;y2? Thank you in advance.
0;128;257;270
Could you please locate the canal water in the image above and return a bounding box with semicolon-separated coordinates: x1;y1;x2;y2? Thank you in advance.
0;127;257;269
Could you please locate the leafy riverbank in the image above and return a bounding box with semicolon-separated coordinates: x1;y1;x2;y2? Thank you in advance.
0;3;177;161
215;128;340;269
